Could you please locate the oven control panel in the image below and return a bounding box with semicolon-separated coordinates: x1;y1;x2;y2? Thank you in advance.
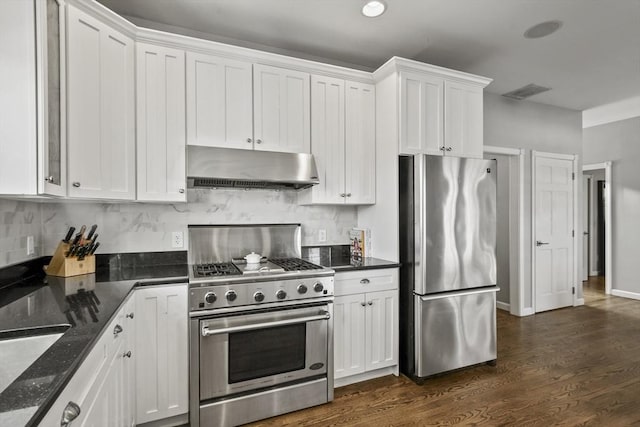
189;276;334;311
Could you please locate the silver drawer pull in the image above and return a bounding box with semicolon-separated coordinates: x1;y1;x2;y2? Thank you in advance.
202;311;330;337
360;278;370;284
123;350;132;358
113;324;123;335
72;182;81;188
61;401;81;426
536;240;549;246
367;301;373;306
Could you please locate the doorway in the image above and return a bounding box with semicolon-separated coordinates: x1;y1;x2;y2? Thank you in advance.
582;162;612;295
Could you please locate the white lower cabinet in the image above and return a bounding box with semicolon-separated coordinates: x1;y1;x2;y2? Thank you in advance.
39;295;135;426
333;268;398;387
135;284;189;425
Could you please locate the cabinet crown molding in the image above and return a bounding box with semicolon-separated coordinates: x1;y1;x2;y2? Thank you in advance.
373;56;493;88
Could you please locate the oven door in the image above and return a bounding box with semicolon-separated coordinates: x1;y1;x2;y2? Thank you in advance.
199;304;330;400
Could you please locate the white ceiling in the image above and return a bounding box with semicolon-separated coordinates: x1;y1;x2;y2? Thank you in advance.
96;0;640;111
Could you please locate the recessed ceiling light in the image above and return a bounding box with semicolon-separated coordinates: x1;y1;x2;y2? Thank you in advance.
362;1;386;18
524;20;563;39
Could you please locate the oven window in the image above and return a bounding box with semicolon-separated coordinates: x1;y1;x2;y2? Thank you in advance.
228;323;306;384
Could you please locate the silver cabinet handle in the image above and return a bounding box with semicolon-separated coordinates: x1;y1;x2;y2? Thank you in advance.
256;139;262;144
178;188;185;194
246;138;252;143
440;146;445;151
339;193;346;197
123;351;132;358
446;147;452;151
346;193;352;197
46;176;55;183
61;401;81;426
360;302;366;307
360;278;370;284
202;311;330;336
367;301;373;306
72;182;81;188
113;324;123;335
536;240;549;246
126;312;134;319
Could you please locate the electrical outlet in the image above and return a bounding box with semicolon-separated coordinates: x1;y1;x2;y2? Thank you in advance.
26;235;35;256
171;231;184;249
318;229;327;242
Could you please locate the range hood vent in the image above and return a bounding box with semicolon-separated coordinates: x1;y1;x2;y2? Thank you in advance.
187;146;320;191
502;83;551;100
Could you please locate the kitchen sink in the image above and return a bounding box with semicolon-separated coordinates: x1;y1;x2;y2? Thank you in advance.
0;325;70;394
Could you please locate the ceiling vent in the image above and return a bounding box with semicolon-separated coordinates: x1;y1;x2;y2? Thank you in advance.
502;84;551;100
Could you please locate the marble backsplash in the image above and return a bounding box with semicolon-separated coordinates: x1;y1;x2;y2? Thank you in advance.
39;189;357;256
0;200;42;268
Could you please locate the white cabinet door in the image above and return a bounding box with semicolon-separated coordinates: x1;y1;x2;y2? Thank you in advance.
186;52;253;149
308;75;345;204
135;285;188;424
365;290;398;371
67;6;135;199
333;294;366;379
345;81;375;205
444;80;483;159
137;43;186;202
399;71;443;156
253;64;310;153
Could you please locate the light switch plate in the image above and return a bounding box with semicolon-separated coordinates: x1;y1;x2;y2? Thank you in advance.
26;236;35;256
318;229;327;242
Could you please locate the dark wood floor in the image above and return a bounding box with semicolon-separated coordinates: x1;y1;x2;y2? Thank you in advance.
249;277;640;426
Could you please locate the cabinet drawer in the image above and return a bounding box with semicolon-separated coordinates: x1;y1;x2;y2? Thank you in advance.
335;268;398;296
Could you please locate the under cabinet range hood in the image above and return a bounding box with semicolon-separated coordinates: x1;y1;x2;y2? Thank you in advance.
187;146;320;190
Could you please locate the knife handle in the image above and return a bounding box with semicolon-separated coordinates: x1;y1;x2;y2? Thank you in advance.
89;242;100;255
86;224;98;241
63;227;75;243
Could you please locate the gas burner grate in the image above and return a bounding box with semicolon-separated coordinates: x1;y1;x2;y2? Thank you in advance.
193;262;241;277
269;258;323;272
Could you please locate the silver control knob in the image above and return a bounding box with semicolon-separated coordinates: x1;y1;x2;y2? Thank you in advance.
204;292;217;304
254;291;265;302
276;290;287;300
297;284;308;294
225;290;237;302
313;282;324;293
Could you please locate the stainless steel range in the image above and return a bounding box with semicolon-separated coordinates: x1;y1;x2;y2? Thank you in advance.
188;224;334;427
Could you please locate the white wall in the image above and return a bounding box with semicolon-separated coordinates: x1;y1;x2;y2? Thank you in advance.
484;93;583;311
583;116;640;297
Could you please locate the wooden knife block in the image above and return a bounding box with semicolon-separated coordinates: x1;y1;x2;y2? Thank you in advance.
45;241;96;277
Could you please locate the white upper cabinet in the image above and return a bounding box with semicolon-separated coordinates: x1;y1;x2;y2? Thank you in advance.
392;59;491;159
137;43;187;202
186;56;311;153
0;0;66;197
66;5;136;199
399;71;444;156
186;52;253;150
300;76;375;205
444;80;484;158
345;81;376;204
253;64;311;153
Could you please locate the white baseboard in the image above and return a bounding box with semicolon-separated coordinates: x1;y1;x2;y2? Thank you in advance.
611;289;640;301
589;270;600;277
496;301;510;311
521;307;535;316
575;298;585;306
334;366;397;388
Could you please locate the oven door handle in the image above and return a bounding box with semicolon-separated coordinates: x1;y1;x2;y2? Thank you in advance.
201;311;331;337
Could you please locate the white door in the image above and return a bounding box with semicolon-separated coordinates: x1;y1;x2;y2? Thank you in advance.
399;71;443;155
186;52;253;149
253;64;310;153
345;81;376;205
333;294;366;379
582;175;590;281
444;80;483;159
534;154;575;312
136;43;186;202
309;75;345;204
365;290;397;371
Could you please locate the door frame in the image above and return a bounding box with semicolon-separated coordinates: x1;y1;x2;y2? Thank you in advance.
582;161;612;295
484;145;526;316
531;151;580;311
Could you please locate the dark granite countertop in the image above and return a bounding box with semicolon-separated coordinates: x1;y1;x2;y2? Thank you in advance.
0;252;187;427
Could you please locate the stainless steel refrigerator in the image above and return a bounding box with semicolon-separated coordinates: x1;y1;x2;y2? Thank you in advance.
399;154;498;381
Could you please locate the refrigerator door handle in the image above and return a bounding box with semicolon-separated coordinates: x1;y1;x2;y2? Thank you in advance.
418;286;500;302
